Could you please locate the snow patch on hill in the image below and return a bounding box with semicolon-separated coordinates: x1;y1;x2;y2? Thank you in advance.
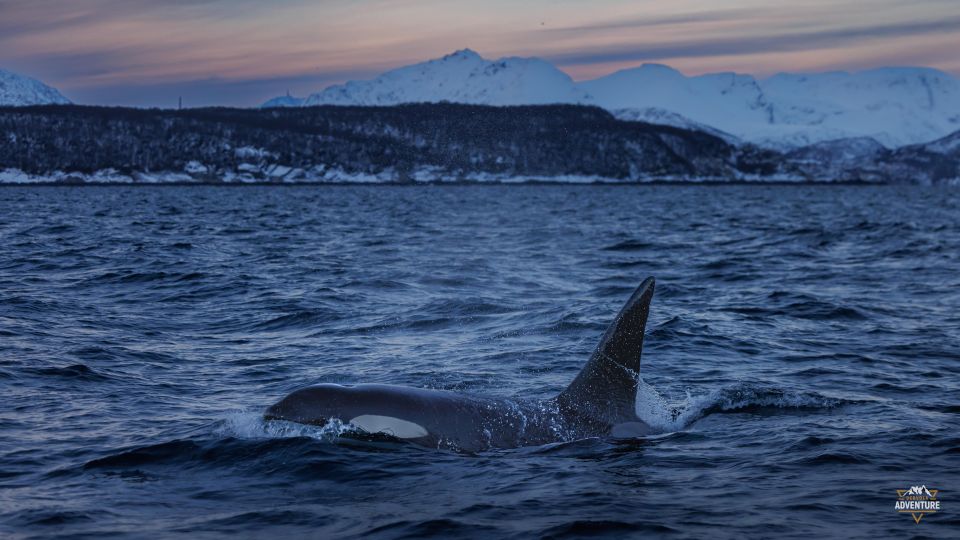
0;69;70;106
261;94;304;108
611;107;741;145
919;130;960;154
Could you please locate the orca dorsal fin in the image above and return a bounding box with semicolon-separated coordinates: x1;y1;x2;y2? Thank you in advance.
557;277;655;422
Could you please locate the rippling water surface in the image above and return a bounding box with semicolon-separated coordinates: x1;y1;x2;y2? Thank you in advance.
1;185;958;539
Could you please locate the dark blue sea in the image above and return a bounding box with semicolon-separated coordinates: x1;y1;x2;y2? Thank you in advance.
1;184;958;539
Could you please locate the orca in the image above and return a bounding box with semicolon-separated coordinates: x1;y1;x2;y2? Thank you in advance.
265;277;657;452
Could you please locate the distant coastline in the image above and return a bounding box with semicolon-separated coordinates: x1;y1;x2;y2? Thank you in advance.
2;103;957;185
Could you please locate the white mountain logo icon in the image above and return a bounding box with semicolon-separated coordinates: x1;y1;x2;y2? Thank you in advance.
895;486;941;524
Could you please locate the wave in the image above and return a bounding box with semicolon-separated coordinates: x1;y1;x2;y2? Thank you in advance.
601;239;657;252
723;292;869;321
83;440;202;469
366;519;500;538
793;451;871;465
26;363;111;382
82;270;209;285
634;380;850;433
81;413;420;475
541;520;676;537
10;509;108;527
250;309;341;331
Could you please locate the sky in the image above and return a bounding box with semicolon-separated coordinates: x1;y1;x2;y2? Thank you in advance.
1;0;958;108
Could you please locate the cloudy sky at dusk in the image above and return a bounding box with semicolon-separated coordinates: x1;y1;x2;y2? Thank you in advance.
2;0;958;107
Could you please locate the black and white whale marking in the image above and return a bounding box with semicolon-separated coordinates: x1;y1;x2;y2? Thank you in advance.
265;277;657;451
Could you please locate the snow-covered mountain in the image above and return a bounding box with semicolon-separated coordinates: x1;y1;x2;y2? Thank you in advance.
584;64;960;149
758;68;960;148
583;64;773;139
264;50;960;149
291;49;589;107
0;69;70;106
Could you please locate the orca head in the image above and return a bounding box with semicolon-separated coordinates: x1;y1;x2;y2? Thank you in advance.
557;277;655;430
264;383;354;426
265;383;431;440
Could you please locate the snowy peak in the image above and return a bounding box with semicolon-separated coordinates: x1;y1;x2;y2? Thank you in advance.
0;69;71;106
613;63;687;81
585;67;769;114
443;48;483;62
295;49;590;107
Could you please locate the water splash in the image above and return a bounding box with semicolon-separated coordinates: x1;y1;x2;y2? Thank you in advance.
635;379;849;433
216;411;356;441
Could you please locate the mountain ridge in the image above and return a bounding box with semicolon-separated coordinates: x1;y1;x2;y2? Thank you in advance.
264;50;960;149
300;49;590;107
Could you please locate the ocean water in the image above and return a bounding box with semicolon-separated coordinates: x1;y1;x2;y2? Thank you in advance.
1;184;958;539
